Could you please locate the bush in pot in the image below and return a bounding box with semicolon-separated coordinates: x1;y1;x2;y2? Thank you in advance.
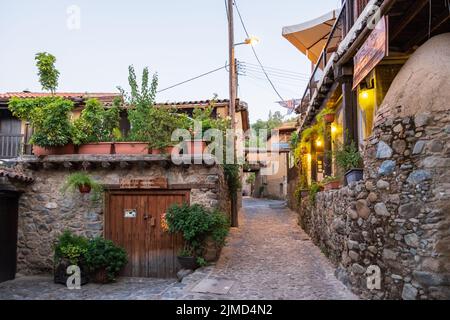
334;141;364;185
85;237;128;283
8;96;75;155
53;230;89;285
165;203;229;270
72;98;120;154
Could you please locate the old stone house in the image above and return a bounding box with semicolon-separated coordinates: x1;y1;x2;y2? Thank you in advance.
0;94;249;282
246;122;296;199
283;0;450;299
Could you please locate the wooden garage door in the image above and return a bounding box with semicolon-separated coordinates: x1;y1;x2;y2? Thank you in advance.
105;190;189;278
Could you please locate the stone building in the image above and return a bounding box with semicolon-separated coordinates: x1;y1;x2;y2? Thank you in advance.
0;154;230;280
283;0;450;299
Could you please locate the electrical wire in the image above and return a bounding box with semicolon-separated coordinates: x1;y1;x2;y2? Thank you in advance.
240;65;309;82
233;0;286;102
241;61;310;78
157;65;228;93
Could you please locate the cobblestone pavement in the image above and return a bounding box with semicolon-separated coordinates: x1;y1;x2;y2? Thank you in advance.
0;198;357;300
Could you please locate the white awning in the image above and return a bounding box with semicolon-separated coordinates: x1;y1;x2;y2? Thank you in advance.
282;10;338;65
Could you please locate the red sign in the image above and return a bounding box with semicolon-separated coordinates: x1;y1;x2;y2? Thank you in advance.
353;16;389;90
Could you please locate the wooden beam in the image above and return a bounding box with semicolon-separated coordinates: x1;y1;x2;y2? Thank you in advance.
391;0;430;41
402;11;450;51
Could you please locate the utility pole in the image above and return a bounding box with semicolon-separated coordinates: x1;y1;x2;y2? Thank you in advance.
227;0;238;227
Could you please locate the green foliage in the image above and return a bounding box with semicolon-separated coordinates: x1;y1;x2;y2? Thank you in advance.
85;237;128;282
147;107;190;149
191;101;229;136
322;175;340;184
61;172;103;201
118;65;158;109
290;131;299;149
9;97;74;147
245;172;256;185
316;106;335;121
300;126;318;144
166;204;230;256
196;257;208;267
35;52;60;94
223;164;242;195
309;182;322;204
72;98;120;144
334;141;363;172
54;231;127;282
54;230;89;265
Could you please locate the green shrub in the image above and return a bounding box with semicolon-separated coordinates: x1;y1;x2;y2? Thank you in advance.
309;182;322;205
85;237;128;282
54;230;89;265
166;204;230;256
72;98;120;144
8;97;74;148
334;141;363;172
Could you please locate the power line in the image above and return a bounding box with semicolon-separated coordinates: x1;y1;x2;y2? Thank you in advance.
157;65;227;93
240;65;310;82
242;61;310;77
233;0;286;102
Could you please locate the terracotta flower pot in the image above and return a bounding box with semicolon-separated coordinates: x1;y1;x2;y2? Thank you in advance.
77;143;113;155
186;140;207;155
323;113;335;123
33;144;75;156
324;180;341;191
91;268;110;284
78;184;92;194
114;142;149;155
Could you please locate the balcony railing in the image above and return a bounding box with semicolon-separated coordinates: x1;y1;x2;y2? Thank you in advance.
299;1;347;118
0;134;24;159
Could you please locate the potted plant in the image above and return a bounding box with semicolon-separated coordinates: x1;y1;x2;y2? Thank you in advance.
62;172;103;200
73;98;120;155
114;141;150;154
53;230;90;285
334;141;364;185
9;96;76;156
322;175;341;191
165;203;229;270
85;237;128;284
317;106;336;124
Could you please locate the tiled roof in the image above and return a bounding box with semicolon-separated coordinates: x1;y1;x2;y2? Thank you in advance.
276;122;297;131
158;99;248;111
0;92;120;103
0;169;33;182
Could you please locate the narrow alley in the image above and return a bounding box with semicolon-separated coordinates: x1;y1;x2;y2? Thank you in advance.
0;198;357;300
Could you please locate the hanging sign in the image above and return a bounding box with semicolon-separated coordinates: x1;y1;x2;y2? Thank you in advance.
353;15;389;90
119;177;168;189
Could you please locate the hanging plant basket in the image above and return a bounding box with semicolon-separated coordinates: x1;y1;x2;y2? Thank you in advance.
78;184;92;194
323;113;335;123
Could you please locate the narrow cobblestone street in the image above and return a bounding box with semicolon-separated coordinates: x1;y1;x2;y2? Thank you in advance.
0;198;357;300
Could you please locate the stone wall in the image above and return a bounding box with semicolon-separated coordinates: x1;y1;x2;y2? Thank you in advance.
13;161;229;275
298;109;450;300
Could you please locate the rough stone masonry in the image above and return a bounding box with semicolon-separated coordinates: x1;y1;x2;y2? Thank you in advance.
11;160;229;275
298;109;450;300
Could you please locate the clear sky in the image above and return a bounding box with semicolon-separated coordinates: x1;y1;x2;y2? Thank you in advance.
0;0;339;122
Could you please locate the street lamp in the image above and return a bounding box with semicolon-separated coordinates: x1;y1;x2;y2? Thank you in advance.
235;36;260;47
